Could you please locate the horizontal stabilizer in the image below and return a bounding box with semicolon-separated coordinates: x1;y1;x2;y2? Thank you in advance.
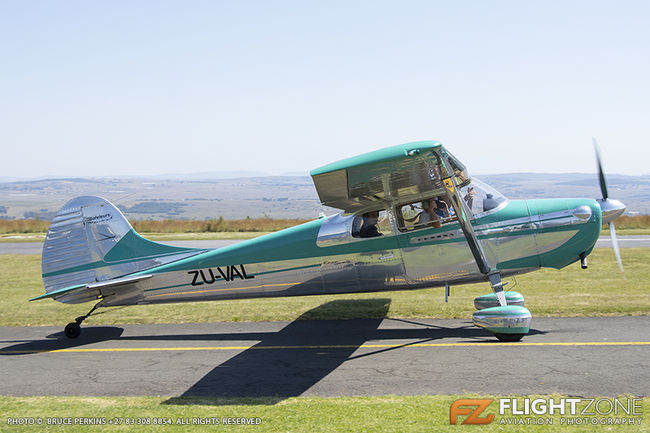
30;274;153;303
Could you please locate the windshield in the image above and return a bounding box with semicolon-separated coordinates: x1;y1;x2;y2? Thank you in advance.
460;178;507;216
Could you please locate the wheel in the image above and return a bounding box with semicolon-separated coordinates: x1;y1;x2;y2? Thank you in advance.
494;333;524;342
64;322;81;339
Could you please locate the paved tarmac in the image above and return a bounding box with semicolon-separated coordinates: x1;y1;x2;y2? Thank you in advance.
1;315;648;399
1;236;648;255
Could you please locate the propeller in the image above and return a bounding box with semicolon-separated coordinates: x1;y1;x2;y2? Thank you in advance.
593;138;625;274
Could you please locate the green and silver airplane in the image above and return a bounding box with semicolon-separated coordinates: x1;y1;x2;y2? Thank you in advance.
32;140;625;341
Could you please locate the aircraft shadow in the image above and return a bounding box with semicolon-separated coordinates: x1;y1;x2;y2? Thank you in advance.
0;326;124;355
0;298;546;405
164;298;391;405
161;299;546;406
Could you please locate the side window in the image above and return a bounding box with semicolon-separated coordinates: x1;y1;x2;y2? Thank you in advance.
396;197;456;232
351;210;391;238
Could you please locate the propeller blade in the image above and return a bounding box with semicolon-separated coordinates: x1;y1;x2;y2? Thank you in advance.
609;222;625;275
593;138;608;200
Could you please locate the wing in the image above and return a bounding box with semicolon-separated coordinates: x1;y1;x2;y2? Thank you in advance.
310;140;470;212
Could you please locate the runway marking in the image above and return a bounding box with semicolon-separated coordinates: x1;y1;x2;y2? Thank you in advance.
2;341;649;354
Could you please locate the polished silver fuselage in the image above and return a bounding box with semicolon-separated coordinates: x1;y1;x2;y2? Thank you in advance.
102;198;602;307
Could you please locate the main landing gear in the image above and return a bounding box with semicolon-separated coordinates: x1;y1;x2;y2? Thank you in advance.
64;302;102;339
471;272;532;342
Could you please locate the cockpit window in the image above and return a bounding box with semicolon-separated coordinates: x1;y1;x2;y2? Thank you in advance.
351;209;391;238
461;178;507;216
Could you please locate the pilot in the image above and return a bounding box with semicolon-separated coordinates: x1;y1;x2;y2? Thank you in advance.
359;211;383;238
417;200;443;229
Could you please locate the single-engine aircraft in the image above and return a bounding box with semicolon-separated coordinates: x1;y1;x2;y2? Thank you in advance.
32;140;625;341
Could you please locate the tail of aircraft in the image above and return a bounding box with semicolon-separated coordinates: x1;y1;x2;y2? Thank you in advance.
41;196;203;301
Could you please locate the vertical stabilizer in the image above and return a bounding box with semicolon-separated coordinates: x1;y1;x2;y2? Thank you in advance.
41;196;204;296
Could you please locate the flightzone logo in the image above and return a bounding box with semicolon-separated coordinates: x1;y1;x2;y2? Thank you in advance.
450;398;643;426
450;400;494;424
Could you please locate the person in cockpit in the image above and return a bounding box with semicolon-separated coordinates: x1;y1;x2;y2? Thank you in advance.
416;200;443;229
359;210;383;238
483;193;499;212
464;186;476;210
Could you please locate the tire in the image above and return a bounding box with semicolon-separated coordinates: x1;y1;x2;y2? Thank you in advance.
494;333;524;342
64;322;81;339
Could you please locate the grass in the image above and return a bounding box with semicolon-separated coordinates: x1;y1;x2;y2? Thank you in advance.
0;395;647;433
0;220;50;234
0;218;310;236
608;215;650;229
600;228;650;235
136;232;271;241
0;232;271;243
130;218;311;233
601;215;650;235
0;248;647;328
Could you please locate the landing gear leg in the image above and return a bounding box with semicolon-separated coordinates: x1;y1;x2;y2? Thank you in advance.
488;272;507;306
64;302;102;339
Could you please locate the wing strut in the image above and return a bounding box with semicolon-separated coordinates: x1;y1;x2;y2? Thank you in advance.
438;154;507;307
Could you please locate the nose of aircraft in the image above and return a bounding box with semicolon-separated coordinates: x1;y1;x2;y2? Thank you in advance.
597;198;626;224
526;198;602;270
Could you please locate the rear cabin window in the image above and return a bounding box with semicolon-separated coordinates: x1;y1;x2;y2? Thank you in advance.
351;210;391;238
396;197;456;232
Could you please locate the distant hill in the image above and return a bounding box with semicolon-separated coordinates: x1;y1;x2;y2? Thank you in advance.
1;173;648;220
476;173;650;215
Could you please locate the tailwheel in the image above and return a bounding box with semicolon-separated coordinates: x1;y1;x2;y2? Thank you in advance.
494;333;525;342
63;301;102;339
64;322;81;339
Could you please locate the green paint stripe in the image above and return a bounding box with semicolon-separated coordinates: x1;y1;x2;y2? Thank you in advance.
29;284;86;301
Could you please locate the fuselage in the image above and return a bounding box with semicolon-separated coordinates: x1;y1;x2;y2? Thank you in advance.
112;197;602;307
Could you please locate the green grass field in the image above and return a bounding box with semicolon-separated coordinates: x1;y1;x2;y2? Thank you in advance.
1;395;647;433
0;248;647;328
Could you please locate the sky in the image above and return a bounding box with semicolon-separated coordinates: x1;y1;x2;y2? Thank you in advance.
1;0;649;178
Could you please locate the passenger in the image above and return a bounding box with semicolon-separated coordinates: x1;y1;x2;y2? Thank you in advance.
434;198;450;218
483;193;499;212
351;215;363;237
359;211;383;238
416;200;442;229
464;187;476;210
